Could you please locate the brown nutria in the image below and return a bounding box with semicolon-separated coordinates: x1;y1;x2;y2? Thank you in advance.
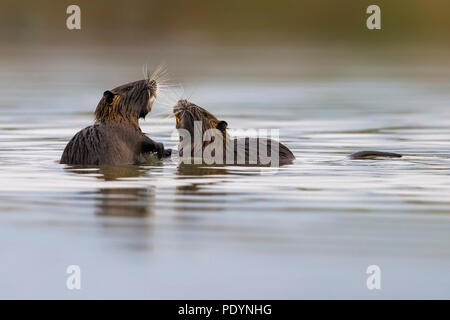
173;99;295;166
172;100;402;163
60;76;171;166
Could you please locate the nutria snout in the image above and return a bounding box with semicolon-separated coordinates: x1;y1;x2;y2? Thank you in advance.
60;73;171;166
174;99;227;137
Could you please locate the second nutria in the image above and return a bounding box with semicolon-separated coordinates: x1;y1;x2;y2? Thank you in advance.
173;99;295;166
60;74;171;166
172;99;402;164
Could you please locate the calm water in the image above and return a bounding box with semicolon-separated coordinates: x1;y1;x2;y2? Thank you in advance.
1;44;450;299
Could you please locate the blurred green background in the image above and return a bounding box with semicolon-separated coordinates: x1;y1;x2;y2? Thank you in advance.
1;0;449;45
1;1;449;83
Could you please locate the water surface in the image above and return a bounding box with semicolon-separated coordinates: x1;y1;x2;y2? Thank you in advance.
1;44;450;299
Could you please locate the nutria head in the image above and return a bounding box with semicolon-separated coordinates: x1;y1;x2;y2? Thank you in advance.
173;99;227;139
95;78;157;124
173;100;228;158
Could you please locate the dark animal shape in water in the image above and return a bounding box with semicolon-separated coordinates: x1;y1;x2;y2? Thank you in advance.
60;77;171;166
173;100;402;163
348;150;402;160
173;99;295;165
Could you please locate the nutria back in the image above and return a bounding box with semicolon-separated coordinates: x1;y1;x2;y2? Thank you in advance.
228;137;295;165
60;123;146;166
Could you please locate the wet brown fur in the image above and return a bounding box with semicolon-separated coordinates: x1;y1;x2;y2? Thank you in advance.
173;100;296;165
61;78;169;166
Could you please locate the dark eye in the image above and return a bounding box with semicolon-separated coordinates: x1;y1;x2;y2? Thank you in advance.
126;86;133;91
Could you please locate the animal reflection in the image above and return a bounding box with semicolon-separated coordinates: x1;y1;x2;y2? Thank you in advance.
65;165;154;217
94;187;153;217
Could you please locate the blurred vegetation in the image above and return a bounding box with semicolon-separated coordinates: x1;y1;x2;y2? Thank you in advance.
0;0;449;45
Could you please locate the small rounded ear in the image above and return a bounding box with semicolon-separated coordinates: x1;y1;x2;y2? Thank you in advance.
103;90;115;104
216;120;228;133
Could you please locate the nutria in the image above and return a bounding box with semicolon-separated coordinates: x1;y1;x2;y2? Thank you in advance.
173;99;295;166
173;100;402;164
60;75;171;166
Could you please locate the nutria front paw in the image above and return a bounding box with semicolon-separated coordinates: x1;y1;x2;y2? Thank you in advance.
155;142;165;159
163;148;172;158
155;143;172;159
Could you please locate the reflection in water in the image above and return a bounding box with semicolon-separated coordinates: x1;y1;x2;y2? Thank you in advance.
65;165;154;217
94;187;154;218
176;164;229;193
177;163;229;177
174;164;230;212
65;165;150;181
